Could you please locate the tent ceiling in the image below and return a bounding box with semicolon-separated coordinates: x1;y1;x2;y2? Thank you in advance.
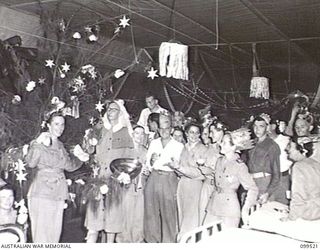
1;0;320;97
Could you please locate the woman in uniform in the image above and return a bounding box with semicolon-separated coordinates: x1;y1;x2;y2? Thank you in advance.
204;132;258;228
171;123;208;240
199;120;226;224
26;112;88;242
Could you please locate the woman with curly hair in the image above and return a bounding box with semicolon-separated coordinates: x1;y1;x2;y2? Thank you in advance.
169;123;208;240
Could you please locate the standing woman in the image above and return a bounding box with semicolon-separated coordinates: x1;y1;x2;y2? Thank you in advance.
294;113;314;138
26;112;89;243
170;123;208;240
84;100;134;243
204;131;258;228
199;120;226;224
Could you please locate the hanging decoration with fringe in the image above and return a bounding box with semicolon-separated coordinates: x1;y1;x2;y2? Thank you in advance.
159;41;189;81
250;43;270;99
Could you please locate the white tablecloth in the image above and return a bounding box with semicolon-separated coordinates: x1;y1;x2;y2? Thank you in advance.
247;202;320;243
200;228;300;250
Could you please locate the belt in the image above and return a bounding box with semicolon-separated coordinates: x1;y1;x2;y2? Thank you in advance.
153;169;175;175
216;187;236;194
281;170;289;176
251;172;271;179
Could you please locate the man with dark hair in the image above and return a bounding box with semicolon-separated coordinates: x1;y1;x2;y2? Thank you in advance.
147;113;160;143
137;94;166;134
247;115;281;204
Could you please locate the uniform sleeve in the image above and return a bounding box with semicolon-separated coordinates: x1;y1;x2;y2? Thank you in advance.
61;145;83;172
238;163;259;211
266;143;281;196
25;141;41;169
288;164;307;220
177;147;204;179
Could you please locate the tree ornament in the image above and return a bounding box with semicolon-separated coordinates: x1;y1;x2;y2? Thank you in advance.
95;101;104;113
61;62;71;72
72;32;81;39
119;15;130;28
26;81;36;92
45;59;55;68
147;67;159;80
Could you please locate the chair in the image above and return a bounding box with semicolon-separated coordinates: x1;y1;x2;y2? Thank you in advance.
0;224;26;243
179;221;223;243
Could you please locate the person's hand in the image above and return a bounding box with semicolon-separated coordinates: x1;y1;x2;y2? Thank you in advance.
117;172;131;185
73;144;90;162
258;193;269;204
199;166;214;175
150;153;160;166
142;167;151;176
292;102;300;115
164;157;180;170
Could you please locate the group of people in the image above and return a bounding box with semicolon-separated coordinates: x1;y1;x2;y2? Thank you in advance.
0;94;320;243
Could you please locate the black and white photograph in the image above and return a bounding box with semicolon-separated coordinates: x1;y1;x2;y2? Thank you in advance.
0;0;319;247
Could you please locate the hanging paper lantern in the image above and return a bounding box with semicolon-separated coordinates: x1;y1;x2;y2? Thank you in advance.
249;43;269;99
250;76;270;99
159;41;189;80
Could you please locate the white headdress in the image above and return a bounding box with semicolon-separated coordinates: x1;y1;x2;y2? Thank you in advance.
102;99;133;135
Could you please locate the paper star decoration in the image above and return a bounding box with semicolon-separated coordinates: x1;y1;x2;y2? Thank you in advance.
45;59;55;68
119;15;130;28
61;62;71;72
16;171;28;185
147;67;159;80
14;159;26;172
95;101;104;113
38;77;46;85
